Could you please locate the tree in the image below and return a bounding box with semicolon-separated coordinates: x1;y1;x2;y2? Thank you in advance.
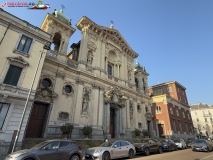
192;120;206;136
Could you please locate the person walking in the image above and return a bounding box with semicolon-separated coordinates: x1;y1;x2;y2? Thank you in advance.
104;136;108;142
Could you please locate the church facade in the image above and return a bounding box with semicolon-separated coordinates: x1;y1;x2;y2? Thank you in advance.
29;9;154;139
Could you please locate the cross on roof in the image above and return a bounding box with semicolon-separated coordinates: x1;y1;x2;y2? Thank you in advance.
61;4;66;10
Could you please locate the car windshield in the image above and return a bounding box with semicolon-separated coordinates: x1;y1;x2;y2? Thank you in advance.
174;140;181;143
30;141;50;150
160;140;169;143
99;141;114;147
194;140;206;144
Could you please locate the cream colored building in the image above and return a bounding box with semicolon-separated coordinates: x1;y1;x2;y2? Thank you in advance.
0;8;51;155
190;103;213;137
0;8;154;155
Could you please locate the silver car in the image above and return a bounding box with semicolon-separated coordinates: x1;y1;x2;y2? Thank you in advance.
192;139;213;152
85;141;135;160
5;140;82;160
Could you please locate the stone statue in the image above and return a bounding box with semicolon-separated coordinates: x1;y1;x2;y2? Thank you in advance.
82;98;88;111
54;43;59;52
128;71;131;81
87;53;93;65
130;106;133;120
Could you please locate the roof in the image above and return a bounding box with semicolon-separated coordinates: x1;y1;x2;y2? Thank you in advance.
190;103;213;109
148;81;186;90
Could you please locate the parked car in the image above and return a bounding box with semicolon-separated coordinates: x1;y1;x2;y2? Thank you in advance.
132;138;162;156
85;140;135;160
5;140;82;160
192;139;213;152
174;139;187;149
186;138;196;147
159;139;178;152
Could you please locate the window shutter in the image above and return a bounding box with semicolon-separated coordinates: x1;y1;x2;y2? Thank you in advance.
3;65;22;86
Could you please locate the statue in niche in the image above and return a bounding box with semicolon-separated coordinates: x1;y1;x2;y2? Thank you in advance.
82;95;89;112
128;70;131;81
130;106;133;120
87;52;93;65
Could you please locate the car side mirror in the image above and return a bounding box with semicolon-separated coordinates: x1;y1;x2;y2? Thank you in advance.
44;147;49;150
113;145;117;148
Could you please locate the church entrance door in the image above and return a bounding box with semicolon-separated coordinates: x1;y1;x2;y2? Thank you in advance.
110;108;115;138
25;103;48;138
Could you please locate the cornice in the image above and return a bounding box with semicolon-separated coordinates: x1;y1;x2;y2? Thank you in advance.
148;81;186;90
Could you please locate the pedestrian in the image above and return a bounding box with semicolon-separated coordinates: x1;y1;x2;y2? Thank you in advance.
104;136;108;142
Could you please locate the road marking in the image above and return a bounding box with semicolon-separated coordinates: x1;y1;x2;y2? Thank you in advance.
200;154;213;160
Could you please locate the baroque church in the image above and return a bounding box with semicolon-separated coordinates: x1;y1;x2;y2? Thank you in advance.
28;9;155;139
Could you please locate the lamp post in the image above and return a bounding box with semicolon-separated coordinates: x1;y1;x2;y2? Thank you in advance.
11;42;50;153
163;99;171;139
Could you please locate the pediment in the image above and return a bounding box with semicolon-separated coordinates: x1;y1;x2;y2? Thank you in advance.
7;56;29;66
99;26;131;50
35;88;58;102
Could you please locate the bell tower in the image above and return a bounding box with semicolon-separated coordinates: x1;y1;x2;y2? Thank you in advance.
40;8;76;54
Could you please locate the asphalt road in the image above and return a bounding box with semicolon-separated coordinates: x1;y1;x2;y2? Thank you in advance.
121;148;213;160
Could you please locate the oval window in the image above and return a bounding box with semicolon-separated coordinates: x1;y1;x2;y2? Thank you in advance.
42;79;51;87
65;85;72;93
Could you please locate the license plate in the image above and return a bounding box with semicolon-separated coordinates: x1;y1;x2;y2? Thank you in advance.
196;148;200;150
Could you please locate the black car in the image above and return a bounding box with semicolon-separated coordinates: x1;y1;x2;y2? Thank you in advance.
186;138;196;147
132;138;162;156
5;140;82;160
159;139;178;152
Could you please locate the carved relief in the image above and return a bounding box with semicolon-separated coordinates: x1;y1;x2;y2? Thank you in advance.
56;72;66;79
129;101;135;126
7;56;29;68
128;70;131;81
87;51;93;65
0;94;8;102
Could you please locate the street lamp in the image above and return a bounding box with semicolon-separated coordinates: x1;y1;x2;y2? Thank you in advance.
11;42;50;153
163;99;171;139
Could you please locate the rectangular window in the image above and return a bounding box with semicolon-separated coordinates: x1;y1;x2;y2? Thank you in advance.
167;86;172;92
185;124;188;134
179;96;181;101
179;122;182;133
158;88;162;93
205;118;207;122
172;120;176;133
3;65;22;86
0;103;10;129
153;90;156;95
108;65;112;75
176;109;179;116
17;35;32;53
182;112;185;118
178;88;179;92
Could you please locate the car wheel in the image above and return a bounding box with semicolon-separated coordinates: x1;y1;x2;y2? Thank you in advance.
181;146;183;150
102;152;110;160
207;147;210;152
144;148;150;156
70;154;80;160
158;147;163;154
168;147;171;152
175;146;178;151
128;149;134;159
44;6;47;9
33;6;37;9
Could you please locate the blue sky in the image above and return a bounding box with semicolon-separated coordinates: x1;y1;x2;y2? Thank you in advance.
2;0;213;105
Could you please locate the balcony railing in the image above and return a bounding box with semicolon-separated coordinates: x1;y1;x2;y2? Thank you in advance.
203;114;212;117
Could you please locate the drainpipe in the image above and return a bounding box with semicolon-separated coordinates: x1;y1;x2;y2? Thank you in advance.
0;22;11;45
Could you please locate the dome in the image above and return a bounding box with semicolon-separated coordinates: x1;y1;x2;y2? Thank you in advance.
134;60;144;71
54;9;70;25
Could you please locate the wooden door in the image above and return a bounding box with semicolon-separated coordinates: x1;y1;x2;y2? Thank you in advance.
25;103;48;138
110;108;115;138
158;124;164;137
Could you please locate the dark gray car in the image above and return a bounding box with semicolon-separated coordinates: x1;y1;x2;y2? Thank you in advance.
5;140;82;160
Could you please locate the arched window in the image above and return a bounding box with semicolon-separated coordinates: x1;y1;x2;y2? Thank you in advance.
142;78;146;90
208;110;211;115
170;107;173;114
176;109;179;116
156;106;161;113
135;78;138;88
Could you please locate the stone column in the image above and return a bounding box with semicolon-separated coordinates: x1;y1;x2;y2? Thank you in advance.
149;120;154;138
79;30;89;62
58;40;63;53
121;107;125;134
105;57;108;73
106;103;110;135
134;100;138;128
43;103;53;138
98;88;104;126
118;64;120;78
92;84;100;125
115;108;120;138
138;76;143;90
126;100;130;128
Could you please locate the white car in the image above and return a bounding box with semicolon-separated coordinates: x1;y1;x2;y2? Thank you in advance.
174;139;187;149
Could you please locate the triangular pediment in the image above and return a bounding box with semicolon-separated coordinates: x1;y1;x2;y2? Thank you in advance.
99;26;131;50
7;56;29;66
